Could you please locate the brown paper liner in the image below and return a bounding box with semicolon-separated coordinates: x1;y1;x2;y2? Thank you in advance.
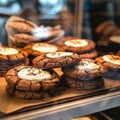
0;68;120;114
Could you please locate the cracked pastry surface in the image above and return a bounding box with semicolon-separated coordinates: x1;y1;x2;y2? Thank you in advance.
33;52;80;69
6;85;44;100
62;59;105;80
63;75;104;90
5;66;60;92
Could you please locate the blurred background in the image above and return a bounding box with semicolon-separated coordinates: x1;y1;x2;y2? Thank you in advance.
0;0;120;49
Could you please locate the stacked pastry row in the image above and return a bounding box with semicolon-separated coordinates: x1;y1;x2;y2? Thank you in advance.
5;46;80;99
0;37;119;100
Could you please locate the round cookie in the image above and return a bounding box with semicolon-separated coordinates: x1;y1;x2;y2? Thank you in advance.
57;37;96;53
6;85;44;100
24;43;63;57
0;46;28;61
63;75;104;90
95;55;120;79
0;46;29;76
33;52;80;69
95;55;120;70
62;59;105;80
6;15;37;34
5;66;60;92
10;33;39;48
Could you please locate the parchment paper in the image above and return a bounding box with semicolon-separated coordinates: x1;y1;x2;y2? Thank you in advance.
0;68;120;114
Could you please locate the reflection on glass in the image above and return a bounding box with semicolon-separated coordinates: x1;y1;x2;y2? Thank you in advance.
38;0;67;14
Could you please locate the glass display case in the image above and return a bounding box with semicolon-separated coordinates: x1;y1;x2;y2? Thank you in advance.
0;0;120;119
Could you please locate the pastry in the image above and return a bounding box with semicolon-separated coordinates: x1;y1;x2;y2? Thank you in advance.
9;33;39;48
62;59;105;80
33;52;80;69
57;37;96;54
24;43;63;57
5;66;60;92
5;16;64;47
62;59;105;90
63;75;104;90
5;16;37;34
0;46;29;76
6;85;44;100
95;55;120;79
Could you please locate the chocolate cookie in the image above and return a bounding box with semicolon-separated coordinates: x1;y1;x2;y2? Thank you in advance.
0;58;29;77
0;46;28;61
33;52;80;69
62;59;105;80
0;46;29;76
57;37;96;53
95;55;120;69
6;85;44;100
5;66;60;92
95;55;120;79
9;33;39;48
6;16;37;34
24;43;63;57
63;75;104;90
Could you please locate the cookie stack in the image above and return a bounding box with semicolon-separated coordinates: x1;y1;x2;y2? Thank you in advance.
5;66;60;100
5;16;65;48
62;59;105;90
24;42;64;64
33;51;80;69
32;51;81;95
0;46;29;77
5;16;38;48
57;37;98;59
95;55;120;80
